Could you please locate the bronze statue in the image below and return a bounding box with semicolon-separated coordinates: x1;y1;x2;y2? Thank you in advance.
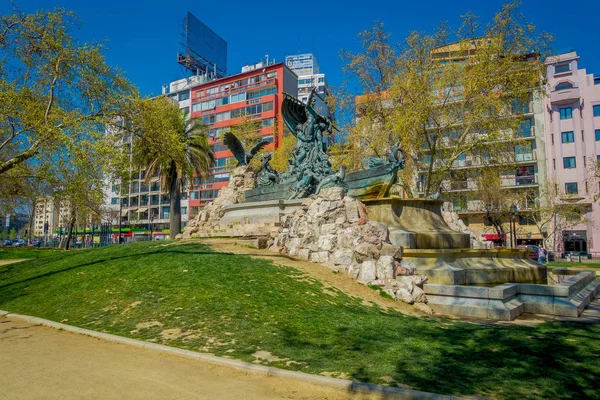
223;132;269;166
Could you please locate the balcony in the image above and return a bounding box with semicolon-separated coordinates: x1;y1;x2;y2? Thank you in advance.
550;86;580;105
192;78;277;104
501;174;538;188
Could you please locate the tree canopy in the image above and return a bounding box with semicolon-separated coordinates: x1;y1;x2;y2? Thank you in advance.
0;7;136;181
338;1;551;198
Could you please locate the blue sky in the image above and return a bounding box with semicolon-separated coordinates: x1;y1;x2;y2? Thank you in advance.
3;0;598;96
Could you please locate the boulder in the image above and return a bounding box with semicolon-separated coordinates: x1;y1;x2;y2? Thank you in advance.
375;256;396;280
310;251;329;263
320;223;337;235
332;249;354;265
345;202;360;223
380;243;403;260
320;186;346;201
317;234;337;252
358;260;377;283
399;259;416;275
354;242;380;262
395;287;415;304
347;262;360;280
414;303;434;315
412;286;428;303
297;249;311;261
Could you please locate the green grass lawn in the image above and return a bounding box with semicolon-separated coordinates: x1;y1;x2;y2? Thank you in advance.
548;261;600;269
0;248;62;260
1;241;599;399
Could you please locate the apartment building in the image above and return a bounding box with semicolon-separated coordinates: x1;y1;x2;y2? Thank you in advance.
103;76;203;239
544;51;600;253
32;197;70;238
188;61;298;216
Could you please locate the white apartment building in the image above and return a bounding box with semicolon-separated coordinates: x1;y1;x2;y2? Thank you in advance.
33;197;70;238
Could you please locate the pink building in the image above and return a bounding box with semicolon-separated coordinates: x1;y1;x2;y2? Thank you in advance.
544;52;600;254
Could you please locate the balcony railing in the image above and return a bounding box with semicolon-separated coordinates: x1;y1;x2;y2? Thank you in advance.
192;78;277;104
551;86;580;104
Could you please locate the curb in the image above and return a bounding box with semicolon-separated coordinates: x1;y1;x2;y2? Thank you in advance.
0;309;462;399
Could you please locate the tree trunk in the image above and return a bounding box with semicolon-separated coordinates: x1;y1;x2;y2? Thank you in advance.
64;209;76;250
169;165;181;240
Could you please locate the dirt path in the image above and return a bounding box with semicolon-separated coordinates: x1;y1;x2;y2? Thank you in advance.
0;259;28;266
0;315;385;400
197;238;418;315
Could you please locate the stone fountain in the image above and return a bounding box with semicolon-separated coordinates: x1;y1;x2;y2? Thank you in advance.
181;91;598;320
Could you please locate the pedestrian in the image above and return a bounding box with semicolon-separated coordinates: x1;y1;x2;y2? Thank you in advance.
537;246;546;264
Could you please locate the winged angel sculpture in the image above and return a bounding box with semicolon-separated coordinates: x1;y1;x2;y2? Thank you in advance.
223;132;269;166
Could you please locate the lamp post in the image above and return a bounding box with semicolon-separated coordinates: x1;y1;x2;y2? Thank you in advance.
509;203;518;249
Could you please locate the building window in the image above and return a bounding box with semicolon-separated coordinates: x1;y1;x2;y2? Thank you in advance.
162;206;170;219
518;215;536;225
247;87;276;100
596;130;600;141
206;87;218;95
318;77;325;83
594;105;600;117
262;118;274;127
561;131;574;143
555;82;574;91
517;119;532;137
111;197;119;205
555;64;571;74
563;157;576;169
178;91;190;101
230;92;246;103
553;158;556;169
565;182;578;194
181;207;187;215
559;107;572;120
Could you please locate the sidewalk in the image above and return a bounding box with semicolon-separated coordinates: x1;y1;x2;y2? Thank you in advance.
0;315;381;400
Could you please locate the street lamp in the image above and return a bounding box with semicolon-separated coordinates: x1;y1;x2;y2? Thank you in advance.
509;203;518;248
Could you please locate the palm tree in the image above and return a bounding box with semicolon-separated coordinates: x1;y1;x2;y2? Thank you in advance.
135;107;214;239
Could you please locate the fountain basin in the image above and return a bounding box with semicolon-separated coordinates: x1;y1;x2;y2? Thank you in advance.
362;198;471;249
403;248;547;285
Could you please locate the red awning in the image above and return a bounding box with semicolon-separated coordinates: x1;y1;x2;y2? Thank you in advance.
481;233;506;241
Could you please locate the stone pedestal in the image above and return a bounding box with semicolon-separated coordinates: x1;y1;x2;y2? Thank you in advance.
363;198;471;249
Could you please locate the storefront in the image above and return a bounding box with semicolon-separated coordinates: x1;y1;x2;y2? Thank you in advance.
563;230;588;253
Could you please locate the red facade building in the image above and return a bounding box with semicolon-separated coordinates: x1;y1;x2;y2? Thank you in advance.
188;62;298;216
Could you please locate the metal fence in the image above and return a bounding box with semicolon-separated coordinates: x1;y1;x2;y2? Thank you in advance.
555;252;600;264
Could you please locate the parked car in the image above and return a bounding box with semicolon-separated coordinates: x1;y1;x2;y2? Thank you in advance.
30;240;43;247
12;240;26;247
0;240;13;247
517;245;540;262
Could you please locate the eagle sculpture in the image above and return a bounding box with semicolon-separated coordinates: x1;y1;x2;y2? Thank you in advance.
223;132;269;166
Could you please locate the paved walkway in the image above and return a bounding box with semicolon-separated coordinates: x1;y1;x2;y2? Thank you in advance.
0;315;382;400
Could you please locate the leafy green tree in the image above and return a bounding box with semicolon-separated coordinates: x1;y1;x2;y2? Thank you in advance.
338;1;551;198
130;97;214;238
1;226;8;240
9;228;16;240
0;7;135;176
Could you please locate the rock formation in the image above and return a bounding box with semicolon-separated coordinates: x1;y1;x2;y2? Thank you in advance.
268;187;428;305
179;167;256;239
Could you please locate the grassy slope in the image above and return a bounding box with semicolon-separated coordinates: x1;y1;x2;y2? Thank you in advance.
0;248;61;260
0;241;598;399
